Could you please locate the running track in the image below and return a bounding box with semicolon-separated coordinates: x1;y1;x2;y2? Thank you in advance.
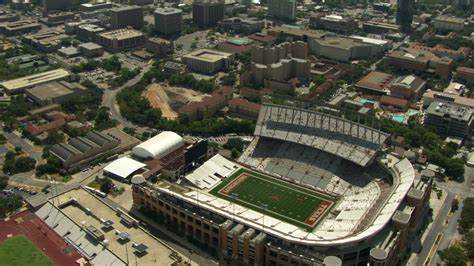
0;210;88;265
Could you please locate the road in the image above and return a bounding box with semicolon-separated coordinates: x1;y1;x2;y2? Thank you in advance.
102;64;152;129
415;166;473;266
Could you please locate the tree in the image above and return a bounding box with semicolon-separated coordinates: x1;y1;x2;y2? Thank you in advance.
464;231;474;259
460;197;474;231
439;246;467;266
221;72;237;86
231;148;240;159
224;138;244;152
100;177;113;194
0;175;8;189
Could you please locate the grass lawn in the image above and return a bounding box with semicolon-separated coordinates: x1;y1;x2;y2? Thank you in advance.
210;168;336;231
0;235;54;266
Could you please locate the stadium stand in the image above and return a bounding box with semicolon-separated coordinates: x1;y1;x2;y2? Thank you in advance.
185;154;238;189
254;104;389;166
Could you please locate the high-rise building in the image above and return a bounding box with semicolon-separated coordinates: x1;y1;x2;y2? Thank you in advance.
396;0;413;33
43;0;72;13
267;0;296;21
110;5;144;30
154;8;182;35
454;0;470;9
192;0;225;27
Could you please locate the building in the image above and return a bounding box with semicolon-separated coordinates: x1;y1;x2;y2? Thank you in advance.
218;38;254;54
217;17;264;34
409;42;470;61
355;71;425;102
58;47;80;58
193;0;225;27
146;37;173;57
247;32;276;46
267;0;296;21
379;95;410;111
423;90;474;109
96;28;147;53
308;35;389;62
228;98;261;120
0;68;70;95
80;2;113;12
110;5;144;30
78;42;104;57
132;131;187;180
362;21;400;35
0;19;41;36
423;101;473;139
76;24;105;42
50;131;120;171
434;16;464;31
387;50;453;78
23;30;70;52
355;71;394;95
132;105;430;266
178;87;233;121
43;0;72;13
457;67;474;83
163;61;187;75
154;8;182;35
44;12;75;25
443;82;466;96
309;13;357;34
388;75;425;101
0;11;20;23
396;0;413;33
25;81;87;106
182;49;233;74
250;42;310;86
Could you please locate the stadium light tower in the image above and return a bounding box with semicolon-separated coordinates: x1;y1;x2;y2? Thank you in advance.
261;204;268;232
231;193;239;221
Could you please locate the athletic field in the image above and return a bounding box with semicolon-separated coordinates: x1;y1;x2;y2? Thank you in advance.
209;168;336;231
0;235;54;266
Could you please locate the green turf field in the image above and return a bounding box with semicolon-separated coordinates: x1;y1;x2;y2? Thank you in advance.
0;235;54;266
209;168;336;231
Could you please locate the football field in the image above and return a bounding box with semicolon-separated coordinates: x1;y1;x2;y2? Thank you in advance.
0;235;54;266
209;168;336;231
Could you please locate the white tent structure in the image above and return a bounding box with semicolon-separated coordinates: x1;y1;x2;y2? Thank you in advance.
103;157;147;180
132;131;184;159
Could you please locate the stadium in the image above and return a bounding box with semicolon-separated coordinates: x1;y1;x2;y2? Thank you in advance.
132;103;432;266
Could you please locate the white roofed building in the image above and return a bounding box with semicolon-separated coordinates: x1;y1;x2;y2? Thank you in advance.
103;157;147;180
132;131;184;160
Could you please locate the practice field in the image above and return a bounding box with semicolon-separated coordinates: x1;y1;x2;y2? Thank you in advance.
0;235;54;266
210;168;336;231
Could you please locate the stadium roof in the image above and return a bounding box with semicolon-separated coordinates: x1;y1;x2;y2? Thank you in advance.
104;157;146;179
132;131;184;159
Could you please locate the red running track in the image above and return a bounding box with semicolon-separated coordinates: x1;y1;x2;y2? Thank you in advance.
0;210;88;266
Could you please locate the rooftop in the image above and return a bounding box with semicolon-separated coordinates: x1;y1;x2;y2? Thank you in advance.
435;15;465;24
78;42;102;50
26;81;86;101
111;5;141;12
0;69;70;93
155;7;182;15
99;28;145;40
183;49;232;63
355;71;394;92
426;101;473;122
